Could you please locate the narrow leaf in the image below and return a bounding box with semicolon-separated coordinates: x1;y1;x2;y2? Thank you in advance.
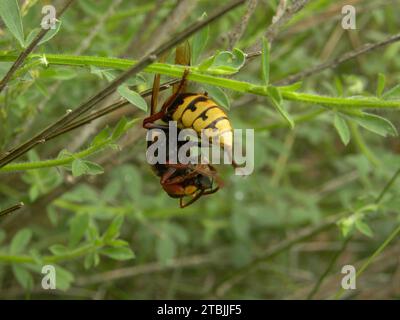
103;215;124;241
49;244;69;255
112;116;128;140
0;0;25;47
346;112;398;137
203;85;230;110
100;247;135;260
355;219;374;237
117;85;147;111
333;113;350;145
10;228;32;254
69;213;90;247
261;37;270;86
376;73;386;97
71;159;89;177
38;20;62;45
383;84;400;100
12;265;33;290
267;86;294;129
84;161;104;175
192;12;209;65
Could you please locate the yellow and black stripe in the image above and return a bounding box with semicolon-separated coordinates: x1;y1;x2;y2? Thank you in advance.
162;93;233;148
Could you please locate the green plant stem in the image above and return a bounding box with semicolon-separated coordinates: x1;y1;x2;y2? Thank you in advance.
307;236;351;299
375;167;400;204
1;53;400;110
350;123;380;167
0;138;111;173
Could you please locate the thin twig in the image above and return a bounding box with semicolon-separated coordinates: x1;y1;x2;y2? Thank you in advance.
45;79;180;141
14;0;124;146
0;0;246;169
140;0;198;56
0;202;24;218
76;252;221;286
276;32;400;85
247;0;309;53
124;0;167;57
0;0;75;93
306;236;351;299
227;0;258;50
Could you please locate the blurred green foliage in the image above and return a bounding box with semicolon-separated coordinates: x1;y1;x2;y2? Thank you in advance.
0;0;400;299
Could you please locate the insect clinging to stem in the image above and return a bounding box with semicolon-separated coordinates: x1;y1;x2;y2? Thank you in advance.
143;43;239;169
143;44;223;208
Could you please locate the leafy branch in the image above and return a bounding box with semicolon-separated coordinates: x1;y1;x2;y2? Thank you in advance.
0;0;246;169
0;133;111;173
0;0;75;93
2;52;400;111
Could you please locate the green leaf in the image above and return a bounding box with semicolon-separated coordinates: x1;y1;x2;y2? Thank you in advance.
69;213;90;247
333;113;350;145
267;86;294;129
108;239;129;247
117;85;147;111
0;0;25;47
345;112;398;137
38;20;62;45
261;37;270;86
197;54;217;71
383;84;400;100
12;265;33;290
337;216;355;237
192;12;209;64
334;77;344;96
199;49;246;74
156;235;176;265
91;127;111;146
112;116;128;140
103;215;124;242
376;73;386;97
71;158;89;177
10;228;32;254
355;219;374;237
279;82;303;93
203;85;230;110
55;265;75;291
100;246;135;260
49;244;69;256
29;248;43;265
84;161;104;175
84;251;100;269
25;20;63;47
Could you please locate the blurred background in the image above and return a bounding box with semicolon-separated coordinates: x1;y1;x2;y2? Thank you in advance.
0;0;400;299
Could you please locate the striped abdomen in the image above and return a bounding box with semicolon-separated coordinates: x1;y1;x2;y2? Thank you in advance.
162;93;233;148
